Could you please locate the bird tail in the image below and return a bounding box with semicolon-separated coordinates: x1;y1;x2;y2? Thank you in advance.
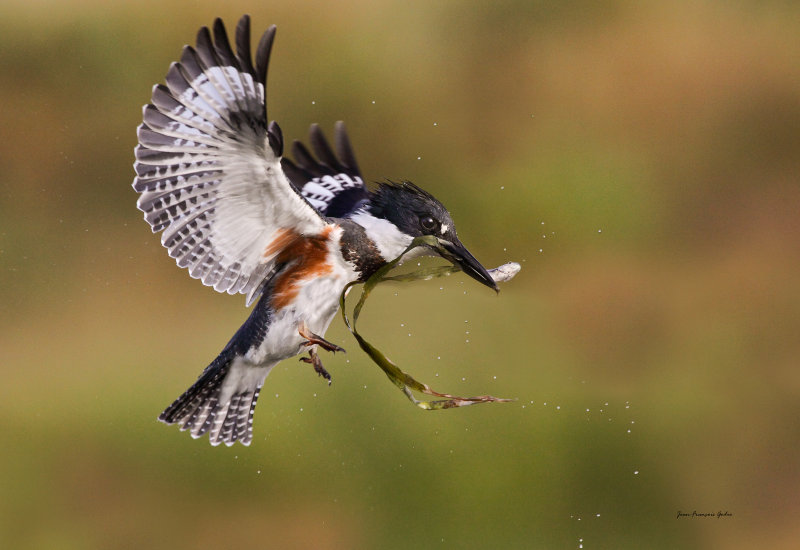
158;355;273;446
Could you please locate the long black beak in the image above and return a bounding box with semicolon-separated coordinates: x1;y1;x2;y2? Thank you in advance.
438;239;499;292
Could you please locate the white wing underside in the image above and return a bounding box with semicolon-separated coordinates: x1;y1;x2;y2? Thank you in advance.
133;20;327;305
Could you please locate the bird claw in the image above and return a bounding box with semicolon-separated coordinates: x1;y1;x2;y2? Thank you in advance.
300;350;332;385
298;322;345;353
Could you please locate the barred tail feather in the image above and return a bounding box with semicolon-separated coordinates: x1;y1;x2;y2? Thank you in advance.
158;355;272;446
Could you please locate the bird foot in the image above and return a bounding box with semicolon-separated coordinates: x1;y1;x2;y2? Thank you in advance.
300;349;332;385
298;322;345;353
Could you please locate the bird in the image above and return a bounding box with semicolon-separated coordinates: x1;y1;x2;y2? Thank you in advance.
132;15;500;446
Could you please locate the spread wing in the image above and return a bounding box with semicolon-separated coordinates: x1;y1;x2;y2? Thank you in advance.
282;122;370;218
132;16;328;305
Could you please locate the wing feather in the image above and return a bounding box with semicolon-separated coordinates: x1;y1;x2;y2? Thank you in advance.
254;24;276;90
334;120;362;176
283;122;369;218
133;15;327;305
235;17;257;79
309;123;342;170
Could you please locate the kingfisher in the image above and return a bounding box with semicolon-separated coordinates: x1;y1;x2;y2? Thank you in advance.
133;16;501;446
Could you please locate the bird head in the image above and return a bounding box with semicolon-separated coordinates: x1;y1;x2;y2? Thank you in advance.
363;181;498;291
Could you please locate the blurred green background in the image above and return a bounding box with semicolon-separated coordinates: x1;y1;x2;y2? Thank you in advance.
2;0;799;548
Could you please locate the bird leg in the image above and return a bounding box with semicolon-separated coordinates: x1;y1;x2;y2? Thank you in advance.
298;322;344;385
298;322;345;353
300;348;332;385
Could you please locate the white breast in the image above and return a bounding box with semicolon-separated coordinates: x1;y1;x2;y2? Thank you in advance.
244;227;359;365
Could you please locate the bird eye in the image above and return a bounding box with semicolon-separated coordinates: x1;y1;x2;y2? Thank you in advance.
420;215;437;232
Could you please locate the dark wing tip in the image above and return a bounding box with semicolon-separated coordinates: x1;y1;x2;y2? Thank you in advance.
309;123;342;171
255;24;277;86
287;124;363;181
334;121;361;176
235;15;256;76
212;18;238;68
291;140;319;176
195;25;214;57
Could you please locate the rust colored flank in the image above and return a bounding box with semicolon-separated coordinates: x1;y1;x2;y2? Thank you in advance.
267;226;335;309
